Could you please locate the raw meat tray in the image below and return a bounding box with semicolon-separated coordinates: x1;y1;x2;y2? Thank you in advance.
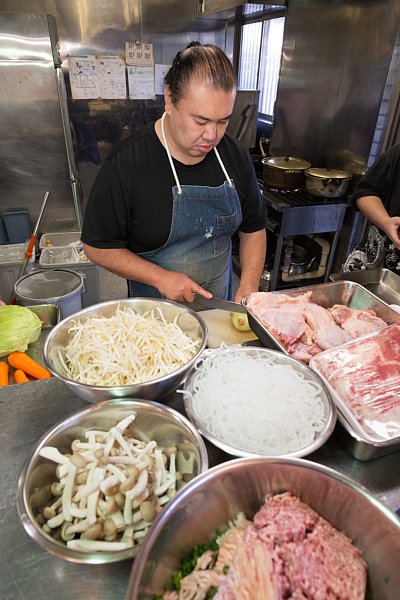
242;281;400;461
309;323;400;460
242;281;400;355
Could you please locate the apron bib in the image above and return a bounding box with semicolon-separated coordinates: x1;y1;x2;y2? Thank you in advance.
128;113;242;303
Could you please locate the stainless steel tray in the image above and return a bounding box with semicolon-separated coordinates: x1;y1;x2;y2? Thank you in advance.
336;413;400;461
330;268;400;307
242;281;400;354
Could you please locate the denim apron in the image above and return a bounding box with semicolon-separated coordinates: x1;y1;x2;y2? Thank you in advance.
128;113;242;304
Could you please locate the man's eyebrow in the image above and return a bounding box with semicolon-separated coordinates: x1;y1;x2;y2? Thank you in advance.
191;112;232;121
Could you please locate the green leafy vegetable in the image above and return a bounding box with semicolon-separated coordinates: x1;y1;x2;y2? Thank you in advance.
170;540;219;590
0;305;42;357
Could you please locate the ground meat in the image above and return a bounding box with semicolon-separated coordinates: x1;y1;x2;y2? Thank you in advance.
253;492;367;600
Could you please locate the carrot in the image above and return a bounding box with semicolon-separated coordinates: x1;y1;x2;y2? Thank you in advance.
0;361;9;386
7;352;51;380
14;369;30;384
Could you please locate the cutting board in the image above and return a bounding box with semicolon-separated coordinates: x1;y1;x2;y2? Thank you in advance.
199;309;258;348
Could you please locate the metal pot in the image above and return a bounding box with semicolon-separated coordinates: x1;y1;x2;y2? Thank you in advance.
283;244;318;276
305;167;353;198
262;156;311;190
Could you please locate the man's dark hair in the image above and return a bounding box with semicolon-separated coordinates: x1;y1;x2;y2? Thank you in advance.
164;41;236;105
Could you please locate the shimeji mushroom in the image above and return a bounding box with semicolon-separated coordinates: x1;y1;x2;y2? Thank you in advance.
34;412;197;551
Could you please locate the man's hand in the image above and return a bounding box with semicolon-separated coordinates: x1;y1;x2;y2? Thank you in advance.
157;271;212;303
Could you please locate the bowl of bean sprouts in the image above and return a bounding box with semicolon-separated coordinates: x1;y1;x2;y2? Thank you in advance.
43;298;208;404
182;345;336;458
16;398;209;563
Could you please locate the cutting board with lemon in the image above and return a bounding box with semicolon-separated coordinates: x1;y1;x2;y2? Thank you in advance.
199;309;258;348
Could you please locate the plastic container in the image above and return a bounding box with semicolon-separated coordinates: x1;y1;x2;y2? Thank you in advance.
1;210;32;243
39;246;100;308
0;243;35;303
39;231;82;250
14;268;84;319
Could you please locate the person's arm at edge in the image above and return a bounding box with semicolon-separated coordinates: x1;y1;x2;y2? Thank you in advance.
356;195;400;249
234;228;266;303
82;243;212;302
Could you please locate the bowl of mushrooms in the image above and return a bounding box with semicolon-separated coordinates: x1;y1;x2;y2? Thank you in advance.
16;398;208;563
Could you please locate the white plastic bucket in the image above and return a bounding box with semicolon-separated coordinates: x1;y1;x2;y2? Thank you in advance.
14;268;84;319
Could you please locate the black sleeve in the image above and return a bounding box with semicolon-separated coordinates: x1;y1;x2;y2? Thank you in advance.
81;159;131;249
351;143;400;215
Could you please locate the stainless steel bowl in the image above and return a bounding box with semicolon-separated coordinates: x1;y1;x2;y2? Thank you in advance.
16;398;209;564
43;298;208;403
183;346;336;458
126;457;400;599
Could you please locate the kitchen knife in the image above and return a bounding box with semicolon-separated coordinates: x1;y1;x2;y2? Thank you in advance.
194;294;247;314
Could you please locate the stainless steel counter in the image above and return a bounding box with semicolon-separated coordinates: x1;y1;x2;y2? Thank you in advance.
1;378;400;599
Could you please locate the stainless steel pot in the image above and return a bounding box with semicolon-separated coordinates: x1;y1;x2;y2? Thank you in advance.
262;156;311;189
283;244;318;276
305;167;353;198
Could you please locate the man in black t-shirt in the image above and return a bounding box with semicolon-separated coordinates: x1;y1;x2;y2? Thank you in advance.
82;42;267;304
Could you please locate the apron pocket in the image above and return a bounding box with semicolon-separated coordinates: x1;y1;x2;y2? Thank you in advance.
214;212;239;255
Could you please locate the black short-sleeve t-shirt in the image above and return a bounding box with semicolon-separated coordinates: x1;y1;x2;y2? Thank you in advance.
82;123;267;253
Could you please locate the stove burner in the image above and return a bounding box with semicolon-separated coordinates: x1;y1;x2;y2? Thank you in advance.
263;186;350;208
267;186;304;194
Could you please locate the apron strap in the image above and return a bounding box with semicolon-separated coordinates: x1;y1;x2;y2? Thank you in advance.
213;145;233;187
161;112;182;194
160;112;233;192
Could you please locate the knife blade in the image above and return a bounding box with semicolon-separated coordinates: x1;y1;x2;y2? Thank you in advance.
194;294;247;314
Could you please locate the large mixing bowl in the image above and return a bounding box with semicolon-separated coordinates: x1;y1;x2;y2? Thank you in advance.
43;298;208;403
16;398;209;564
126;458;400;599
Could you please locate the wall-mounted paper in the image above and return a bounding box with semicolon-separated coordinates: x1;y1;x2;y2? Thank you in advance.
68;56;99;100
125;41;154;67
97;55;127;99
127;65;155;99
155;64;171;95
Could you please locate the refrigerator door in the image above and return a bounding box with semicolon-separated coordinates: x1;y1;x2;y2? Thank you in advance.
0;11;82;234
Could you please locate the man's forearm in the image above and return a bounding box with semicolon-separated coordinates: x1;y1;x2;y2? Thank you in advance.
82;244;165;288
236;229;266;299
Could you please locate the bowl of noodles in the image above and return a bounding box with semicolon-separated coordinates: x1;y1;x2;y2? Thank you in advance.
182;345;336;458
43;298;208;403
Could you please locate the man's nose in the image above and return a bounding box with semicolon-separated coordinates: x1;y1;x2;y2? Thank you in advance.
202;122;217;142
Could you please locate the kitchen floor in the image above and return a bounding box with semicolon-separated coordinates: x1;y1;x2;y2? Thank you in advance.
98;266;240;301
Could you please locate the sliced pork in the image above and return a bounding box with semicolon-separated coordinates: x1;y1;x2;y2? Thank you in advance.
310;323;400;440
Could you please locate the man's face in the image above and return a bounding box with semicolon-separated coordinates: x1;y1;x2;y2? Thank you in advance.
164;77;236;165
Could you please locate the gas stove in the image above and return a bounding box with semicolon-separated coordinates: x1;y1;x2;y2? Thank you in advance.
260;186;349;291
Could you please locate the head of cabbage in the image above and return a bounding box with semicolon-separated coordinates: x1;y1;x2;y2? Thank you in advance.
0;305;43;357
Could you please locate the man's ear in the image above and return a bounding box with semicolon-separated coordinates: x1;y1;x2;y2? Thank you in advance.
164;85;172;115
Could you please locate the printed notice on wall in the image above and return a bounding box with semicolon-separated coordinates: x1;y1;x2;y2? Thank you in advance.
125;41;154;66
97;55;126;99
127;65;155;99
68;56;99;100
155;64;171;95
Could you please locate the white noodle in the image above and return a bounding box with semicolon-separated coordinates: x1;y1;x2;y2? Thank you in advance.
185;348;326;455
63;305;200;386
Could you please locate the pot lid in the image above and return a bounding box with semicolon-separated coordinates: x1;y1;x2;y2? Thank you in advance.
262;156;311;170
305;167;352;180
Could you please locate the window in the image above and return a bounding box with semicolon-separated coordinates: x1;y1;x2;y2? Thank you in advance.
238;7;285;119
